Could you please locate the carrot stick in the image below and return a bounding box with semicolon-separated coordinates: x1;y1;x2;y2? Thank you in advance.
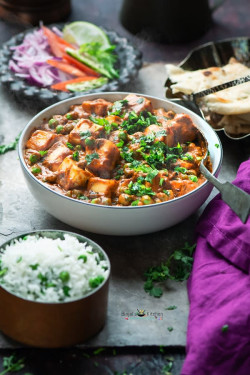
51;76;97;91
42;26;64;57
47;59;86;77
63;53;100;77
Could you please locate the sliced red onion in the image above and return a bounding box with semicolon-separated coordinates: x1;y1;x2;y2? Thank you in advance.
9;27;74;87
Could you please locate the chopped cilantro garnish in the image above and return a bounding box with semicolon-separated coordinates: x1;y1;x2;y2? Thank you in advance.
159;178;164;186
89;116;109;126
66;142;74;150
145;169;158;183
121;111;158;134
72;151;79;161
80;130;91;139
156;129;167;137
125;179;155;197
163;190;170;196
143;242;196;298
181;153;193;161
131;200;140;206
116;140;124;148
108;99;128;115
104;122;118;134
120;147;134;162
137;97;144;104
86;152;99;165
166;305;177;310
215;144;219;148
174;166;187;174
79;195;88;200
85;137;95;147
0;133;20;155
39;150;48;157
63;285;71;297
222;324;229;333
114;168;124;180
167;326;174;332
189;175;198;182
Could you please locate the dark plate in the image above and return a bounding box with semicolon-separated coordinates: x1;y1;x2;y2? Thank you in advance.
165;37;250;140
0;24;143;109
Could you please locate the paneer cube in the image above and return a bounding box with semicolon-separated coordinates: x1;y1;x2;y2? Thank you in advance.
170;114;198;144
86;139;120;178
87;177;118;197
26;130;60;151
82;99;112;116
144;125;166;143
68;119;104;145
57;156;93;190
123;94;153;117
68;119;92;145
43;142;72;171
170;179;198;197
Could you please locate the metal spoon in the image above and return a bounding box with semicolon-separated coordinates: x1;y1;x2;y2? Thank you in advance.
198;130;250;223
170;74;250;119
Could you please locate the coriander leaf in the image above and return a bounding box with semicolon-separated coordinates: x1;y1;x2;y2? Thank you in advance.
121;111;158;134
80;130;91;139
149;286;163;298
143;243;196;298
72;151;79;161
167;326;174;332
108;99;128;115
166;305;177;310
93;347;105;355
0;133;20;155
1;355;25;375
86;152;99;165
222;324;229;333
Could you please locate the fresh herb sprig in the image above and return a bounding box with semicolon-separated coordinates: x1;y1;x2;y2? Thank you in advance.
0;134;20;155
121;111;158;134
144;242;196;298
0;355;25;375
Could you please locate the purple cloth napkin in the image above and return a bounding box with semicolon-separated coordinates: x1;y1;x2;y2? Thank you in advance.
181;159;250;375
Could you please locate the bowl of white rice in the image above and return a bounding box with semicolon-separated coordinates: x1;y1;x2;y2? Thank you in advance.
0;230;110;348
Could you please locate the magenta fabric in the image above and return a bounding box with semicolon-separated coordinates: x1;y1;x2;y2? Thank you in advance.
181;159;250;375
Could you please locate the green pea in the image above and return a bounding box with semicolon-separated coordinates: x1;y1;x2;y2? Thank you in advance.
48;118;58;128
31;166;41;174
118;131;127;141
29;154;38;164
56;125;64;134
78;255;87;263
89;275;105;288
59;271;70;282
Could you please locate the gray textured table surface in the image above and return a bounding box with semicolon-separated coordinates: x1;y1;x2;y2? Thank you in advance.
0;63;249;350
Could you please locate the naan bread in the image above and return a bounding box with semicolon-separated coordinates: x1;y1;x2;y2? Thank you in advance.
166;58;250;136
166;58;250;115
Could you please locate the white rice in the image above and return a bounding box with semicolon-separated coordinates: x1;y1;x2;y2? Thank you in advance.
0;234;108;303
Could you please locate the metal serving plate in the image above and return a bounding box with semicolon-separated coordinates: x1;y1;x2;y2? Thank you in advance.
0;24;142;110
165;37;250;140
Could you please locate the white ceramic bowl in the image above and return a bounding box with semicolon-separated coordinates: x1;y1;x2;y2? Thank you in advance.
18;92;223;235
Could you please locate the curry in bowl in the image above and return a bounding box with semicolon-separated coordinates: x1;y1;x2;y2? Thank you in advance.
24;94;211;207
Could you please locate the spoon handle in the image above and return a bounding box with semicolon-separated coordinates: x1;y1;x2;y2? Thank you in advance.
193;75;250;100
200;163;250;223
